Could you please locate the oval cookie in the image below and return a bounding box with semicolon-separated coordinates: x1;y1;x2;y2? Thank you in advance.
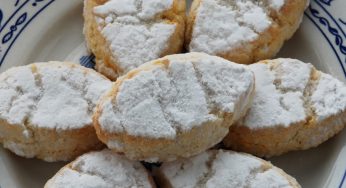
0;62;111;161
186;0;308;64
93;52;255;162
45;149;155;188
155;149;300;188
84;0;186;80
223;58;346;157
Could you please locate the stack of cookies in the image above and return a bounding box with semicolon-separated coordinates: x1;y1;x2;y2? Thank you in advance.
1;0;345;187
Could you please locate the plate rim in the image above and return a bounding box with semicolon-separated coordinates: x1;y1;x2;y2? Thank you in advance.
0;0;346;187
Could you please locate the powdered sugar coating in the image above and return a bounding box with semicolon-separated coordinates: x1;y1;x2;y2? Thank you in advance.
189;0;275;54
270;0;285;10
0;62;111;130
45;150;152;188
98;53;254;139
159;150;296;188
93;0;176;73
243;60;311;128
160;152;210;187
0;66;38;125
273;59;313;92
249;168;293;187
241;58;346;129
311;73;346;121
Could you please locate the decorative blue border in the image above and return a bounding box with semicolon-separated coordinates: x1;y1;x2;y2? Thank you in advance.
79;54;96;69
305;0;346;79
0;0;56;65
341;171;346;188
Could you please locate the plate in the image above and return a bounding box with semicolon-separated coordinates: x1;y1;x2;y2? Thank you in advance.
0;0;346;187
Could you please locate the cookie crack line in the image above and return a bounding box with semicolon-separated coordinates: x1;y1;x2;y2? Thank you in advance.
213;0;283;27
164;62;197;136
302;68;319;121
82;71;95;116
195;150;218;186
3;80;21;118
62;67;95;116
289;68;320;146
190;61;216;115
156;66;179;136
244;160;272;187
68;164;114;186
28;64;44;124
111;95;126;134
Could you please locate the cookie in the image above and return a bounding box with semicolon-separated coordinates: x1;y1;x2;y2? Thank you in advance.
223;58;346;157
45;149;155;188
93;52;255;162
84;0;186;80
155;149;300;188
186;0;308;64
0;62;111;161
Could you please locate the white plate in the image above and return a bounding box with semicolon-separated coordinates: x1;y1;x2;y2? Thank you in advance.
0;0;346;187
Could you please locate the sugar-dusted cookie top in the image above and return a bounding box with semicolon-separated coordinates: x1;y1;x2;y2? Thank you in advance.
97;52;254;138
243;59;312;128
94;52;255;161
186;0;309;64
190;0;273;54
84;0;186;79
0;62;111;161
242;58;346;129
311;72;346;121
45;150;154;188
157;150;300;188
0;62;111;129
224;58;346;157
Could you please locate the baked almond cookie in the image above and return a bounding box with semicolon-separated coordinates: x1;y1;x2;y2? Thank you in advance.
223;58;346;157
93;52;255;162
0;62;111;161
186;0;309;64
45;149;155;188
84;0;186;80
155;149;300;188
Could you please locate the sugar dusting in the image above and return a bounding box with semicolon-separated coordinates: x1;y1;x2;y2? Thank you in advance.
98;53;254;139
189;0;278;54
94;0;176;73
241;58;346;129
243;60;311;128
47;150;152;187
0;62;111;130
160;150;295;188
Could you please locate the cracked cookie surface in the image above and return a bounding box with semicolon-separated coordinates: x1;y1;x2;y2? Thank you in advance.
45;149;155;188
93;52;255;162
155;150;300;188
0;62;111;161
186;0;309;64
223;58;346;157
84;0;186;80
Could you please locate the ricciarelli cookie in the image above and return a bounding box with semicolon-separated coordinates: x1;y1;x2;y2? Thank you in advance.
223;58;346;157
186;0;309;64
45;149;155;188
93;52;255;162
84;0;186;80
154;150;300;188
0;62;111;161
